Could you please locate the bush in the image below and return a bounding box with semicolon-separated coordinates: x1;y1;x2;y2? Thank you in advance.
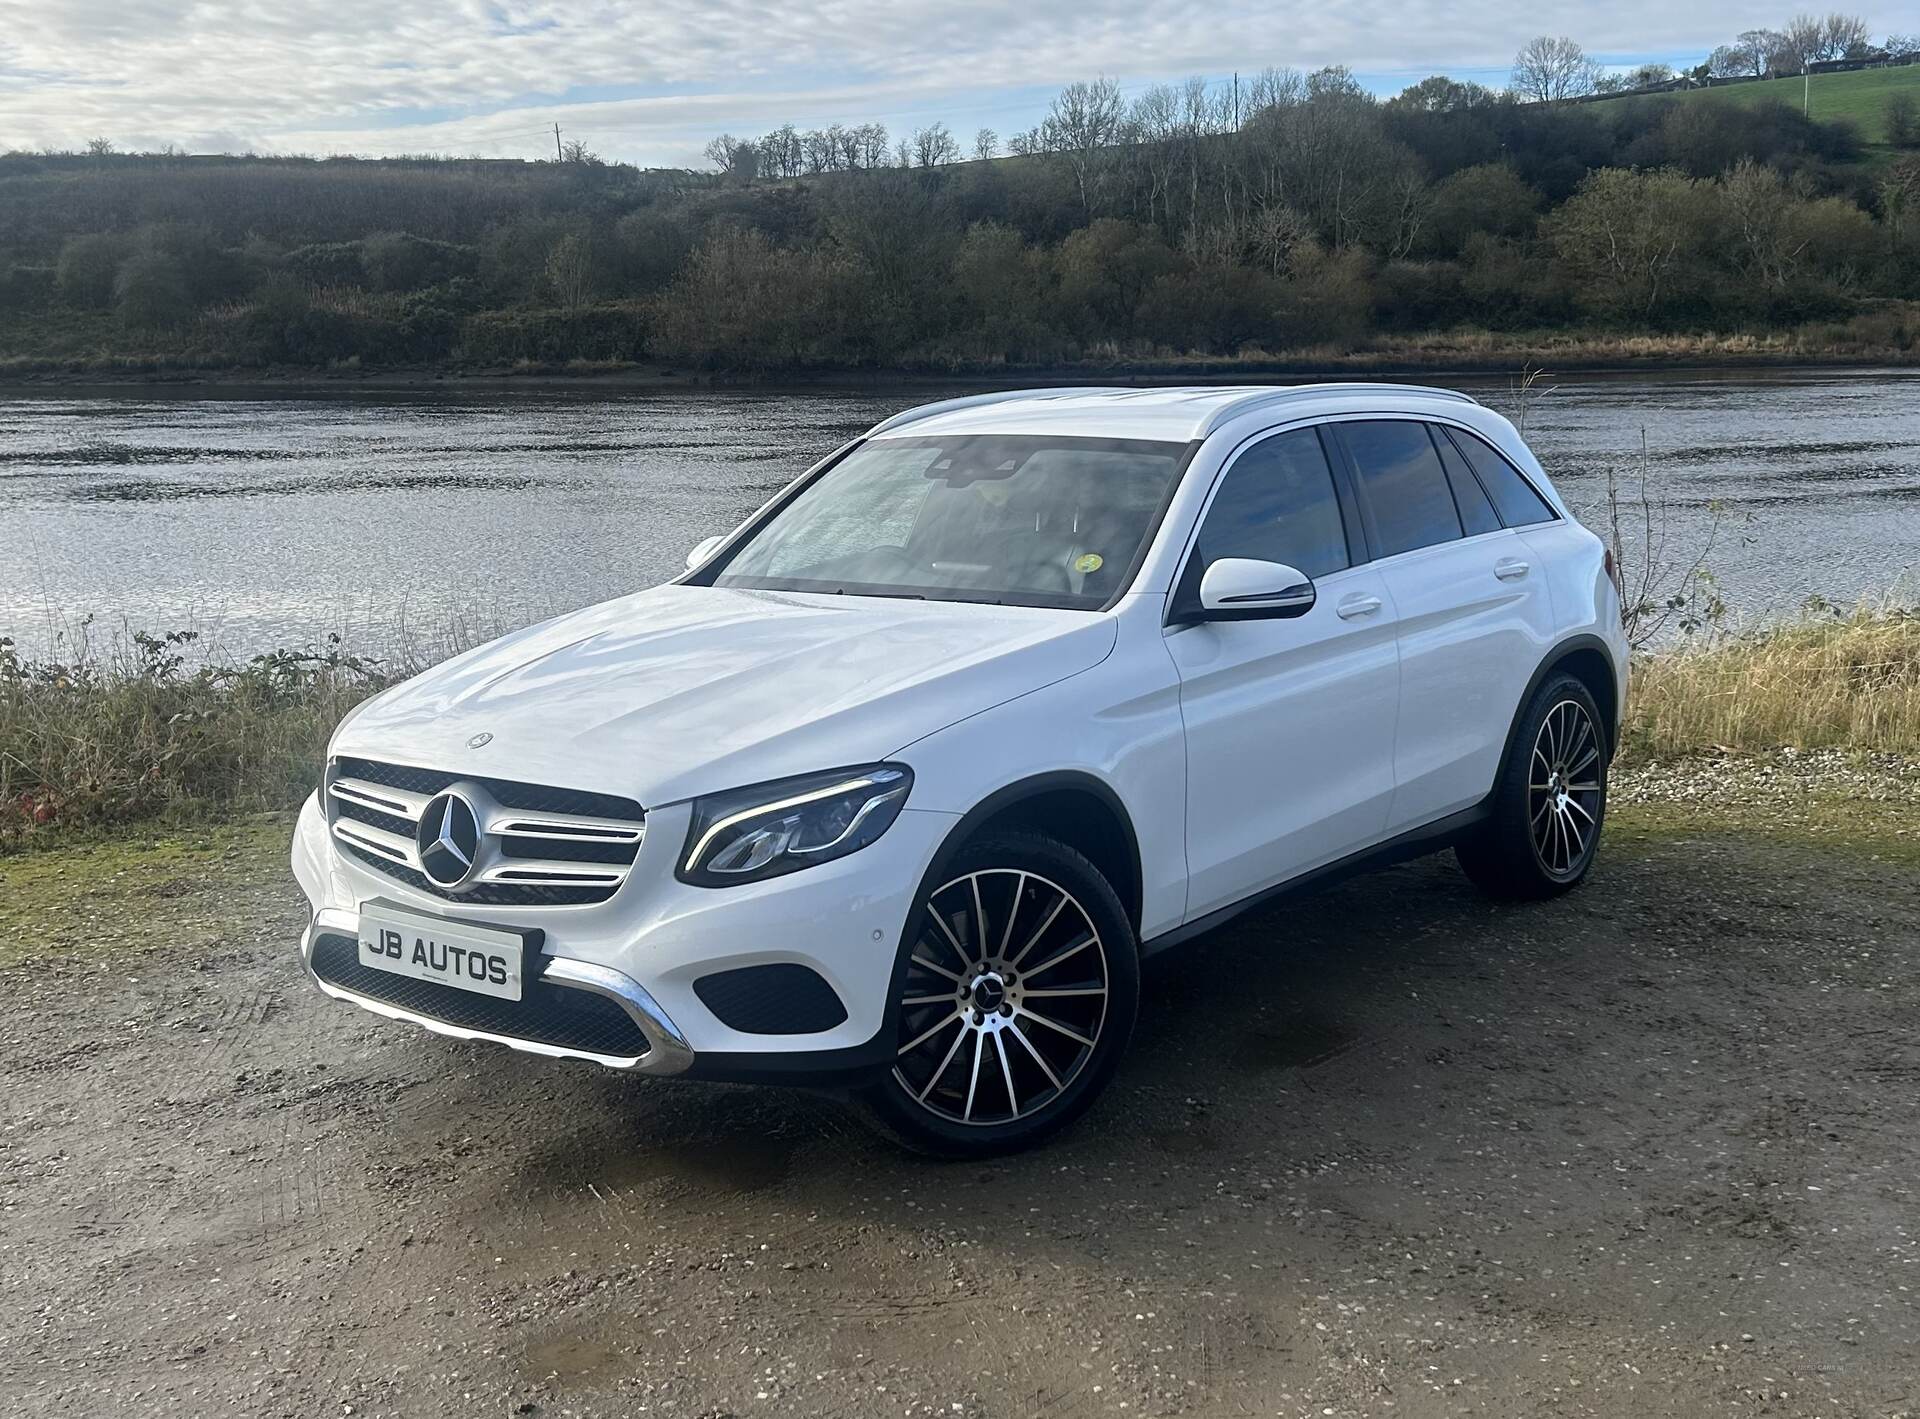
1424;164;1540;256
360;231;475;292
0;264;55;315
650;226;870;368
282;240;367;287
1372;259;1469;331
1886;93;1919;150
0;629;392;839
1136;266;1282;353
55;232;130;308
457;303;649;364
113;250;193;328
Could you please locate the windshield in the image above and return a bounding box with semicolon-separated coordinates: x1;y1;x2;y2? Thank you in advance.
704;434;1188;610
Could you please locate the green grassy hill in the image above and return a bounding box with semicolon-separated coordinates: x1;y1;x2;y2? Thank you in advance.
1614;62;1919;147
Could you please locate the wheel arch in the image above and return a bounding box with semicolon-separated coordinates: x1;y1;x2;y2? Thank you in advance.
1501;635;1621;771
924;772;1144;936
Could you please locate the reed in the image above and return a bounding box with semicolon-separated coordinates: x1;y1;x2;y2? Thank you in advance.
5;601;1919;848
1624;601;1920;759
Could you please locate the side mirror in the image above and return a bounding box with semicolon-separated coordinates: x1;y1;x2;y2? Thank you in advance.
1197;558;1316;621
685;534;726;571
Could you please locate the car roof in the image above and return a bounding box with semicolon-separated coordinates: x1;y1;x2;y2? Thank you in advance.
867;384;1485;445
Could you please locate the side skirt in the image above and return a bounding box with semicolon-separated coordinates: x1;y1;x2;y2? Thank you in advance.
1139;802;1490;958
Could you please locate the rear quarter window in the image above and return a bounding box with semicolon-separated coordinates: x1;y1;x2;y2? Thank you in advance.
1446;428;1558;528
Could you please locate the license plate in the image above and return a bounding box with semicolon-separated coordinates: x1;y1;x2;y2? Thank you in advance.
356;900;527;1001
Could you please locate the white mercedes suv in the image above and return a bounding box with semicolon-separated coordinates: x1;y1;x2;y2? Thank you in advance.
293;384;1627;1155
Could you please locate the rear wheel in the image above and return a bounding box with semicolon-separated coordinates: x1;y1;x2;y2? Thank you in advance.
1456;673;1608;899
862;831;1138;1157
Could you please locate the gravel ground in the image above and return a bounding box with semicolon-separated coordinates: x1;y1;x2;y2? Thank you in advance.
4;783;1920;1419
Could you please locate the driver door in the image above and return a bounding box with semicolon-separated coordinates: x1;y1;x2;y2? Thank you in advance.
1165;425;1401;921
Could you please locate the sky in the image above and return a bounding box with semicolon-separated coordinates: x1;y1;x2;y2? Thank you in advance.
0;1;1909;167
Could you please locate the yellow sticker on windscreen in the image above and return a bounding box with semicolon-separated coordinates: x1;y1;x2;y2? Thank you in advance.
1074;553;1104;574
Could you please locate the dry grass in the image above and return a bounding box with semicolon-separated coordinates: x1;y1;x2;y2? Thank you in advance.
0;614;494;846
6;603;1919;850
1625;604;1920;759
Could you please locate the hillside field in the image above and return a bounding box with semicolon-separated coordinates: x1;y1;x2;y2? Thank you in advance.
1611;61;1920;147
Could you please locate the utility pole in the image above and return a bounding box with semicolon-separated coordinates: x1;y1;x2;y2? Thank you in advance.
553;122;563;161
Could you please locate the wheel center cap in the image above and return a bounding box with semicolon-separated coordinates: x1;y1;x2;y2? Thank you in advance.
969;972;1007;1012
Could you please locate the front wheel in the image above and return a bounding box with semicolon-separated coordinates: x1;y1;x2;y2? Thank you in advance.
1456;673;1608;900
862;831;1139;1157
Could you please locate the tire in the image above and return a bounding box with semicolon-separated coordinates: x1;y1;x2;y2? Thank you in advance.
1455;672;1609;900
860;830;1140;1158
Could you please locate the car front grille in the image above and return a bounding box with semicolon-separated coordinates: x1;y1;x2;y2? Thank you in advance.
308;931;652;1059
325;756;645;907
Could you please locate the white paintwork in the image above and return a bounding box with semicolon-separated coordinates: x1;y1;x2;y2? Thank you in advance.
292;383;1629;1077
1196;558;1314;615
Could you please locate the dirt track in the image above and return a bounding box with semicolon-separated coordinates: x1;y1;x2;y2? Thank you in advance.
4;820;1919;1418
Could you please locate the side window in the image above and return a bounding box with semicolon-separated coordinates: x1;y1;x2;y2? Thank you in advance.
1431;428;1501;536
1446;428;1558;527
1193;428;1350;580
1340;420;1464;557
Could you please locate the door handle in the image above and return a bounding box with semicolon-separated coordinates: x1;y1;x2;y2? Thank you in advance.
1494;558;1531;581
1336;594;1382;620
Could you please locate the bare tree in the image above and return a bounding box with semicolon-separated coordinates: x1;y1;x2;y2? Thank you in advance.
703;134;758;179
972;128;999;162
1816;12;1872;59
1510;36;1602;103
85;136;116;156
758;124;803;179
1006;126;1048;156
559;138;600;164
544;233;593;309
1888;32;1920;57
911;122;960;168
1773;13;1865;70
855;123;890;168
1048;76;1127;214
802;128;837;173
1731;29;1785;76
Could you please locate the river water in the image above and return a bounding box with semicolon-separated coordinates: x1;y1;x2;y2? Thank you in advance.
3;370;1917;660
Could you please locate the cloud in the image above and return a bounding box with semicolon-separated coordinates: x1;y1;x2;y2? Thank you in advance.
2;0;1907;166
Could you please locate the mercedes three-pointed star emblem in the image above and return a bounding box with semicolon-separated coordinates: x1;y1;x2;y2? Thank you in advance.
416;790;481;888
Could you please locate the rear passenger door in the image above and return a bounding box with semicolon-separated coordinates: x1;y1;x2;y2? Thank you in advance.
1166;425;1400;919
1328;419;1560;833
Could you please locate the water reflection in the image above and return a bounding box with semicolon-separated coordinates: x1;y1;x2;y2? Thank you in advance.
2;373;1916;655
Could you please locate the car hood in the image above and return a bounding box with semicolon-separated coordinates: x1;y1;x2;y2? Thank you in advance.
332;584;1115;806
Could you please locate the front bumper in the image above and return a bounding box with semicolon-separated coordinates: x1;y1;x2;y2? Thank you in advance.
290;789;957;1081
299;908;697;1074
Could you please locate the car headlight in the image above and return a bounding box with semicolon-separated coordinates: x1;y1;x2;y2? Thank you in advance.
678;764;913;887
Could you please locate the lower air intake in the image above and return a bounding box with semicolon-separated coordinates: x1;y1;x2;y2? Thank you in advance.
309;932;651;1059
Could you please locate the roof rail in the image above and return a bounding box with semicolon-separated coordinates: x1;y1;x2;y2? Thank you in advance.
1196;383;1478;437
866;387;1115;436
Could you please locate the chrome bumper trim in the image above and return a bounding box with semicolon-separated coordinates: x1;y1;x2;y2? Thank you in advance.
300;908;695;1076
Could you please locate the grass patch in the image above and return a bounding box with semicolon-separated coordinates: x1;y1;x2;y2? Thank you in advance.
0;816;294;967
1623;604;1920;758
1608;62;1920;148
1608;788;1920;866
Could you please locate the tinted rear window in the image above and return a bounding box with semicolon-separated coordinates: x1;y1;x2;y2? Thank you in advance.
1340;421;1463;557
1433;430;1502;537
1447;429;1558;528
